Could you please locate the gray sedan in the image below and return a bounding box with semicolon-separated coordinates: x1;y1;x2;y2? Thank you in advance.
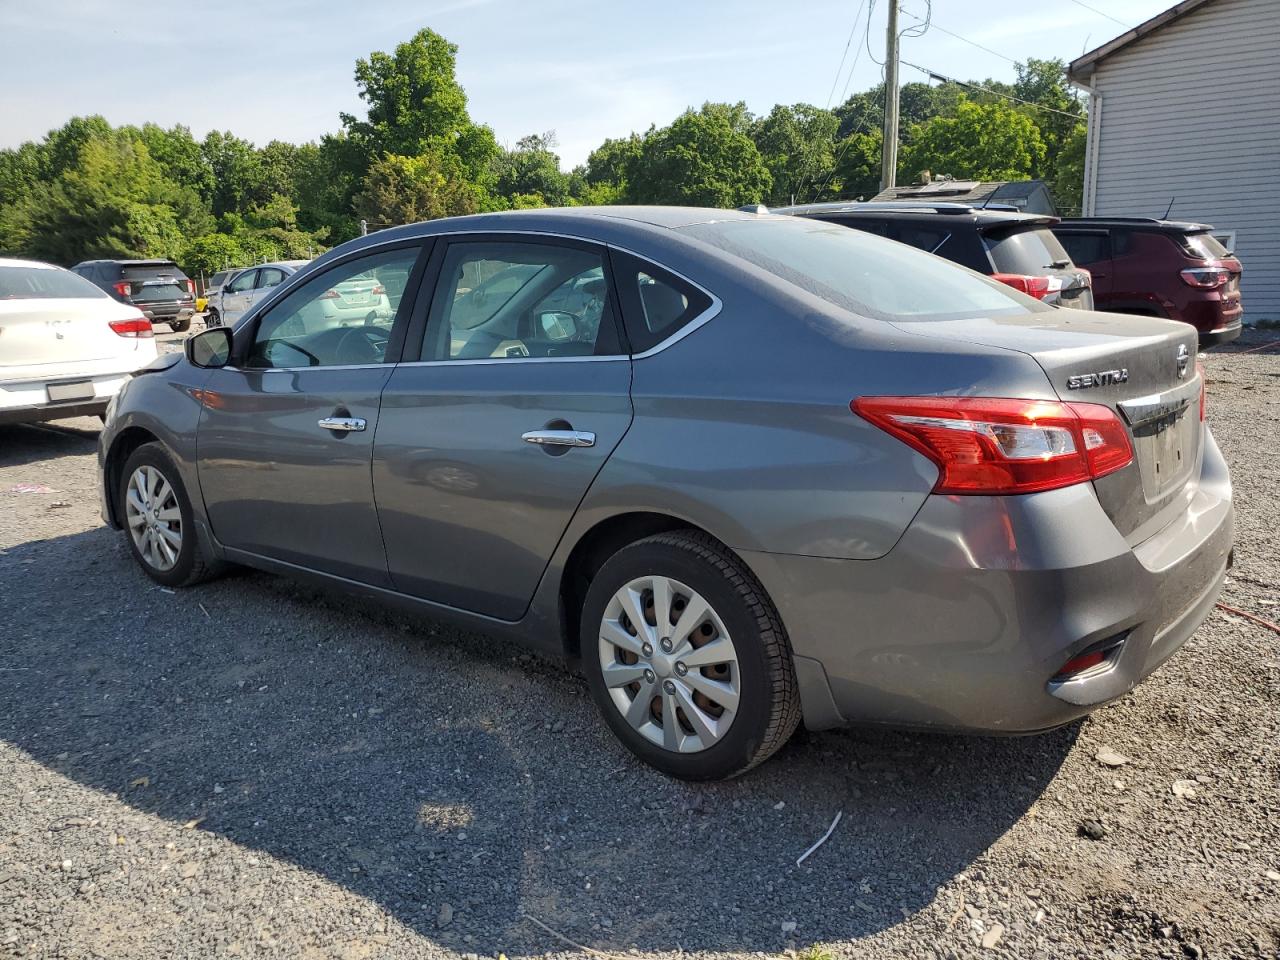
98;207;1233;779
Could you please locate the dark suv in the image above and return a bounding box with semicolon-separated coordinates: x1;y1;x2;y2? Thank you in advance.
1050;219;1242;346
773;201;1094;309
71;259;197;332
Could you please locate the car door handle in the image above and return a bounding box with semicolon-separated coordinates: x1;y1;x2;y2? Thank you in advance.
522;429;595;448
318;417;366;433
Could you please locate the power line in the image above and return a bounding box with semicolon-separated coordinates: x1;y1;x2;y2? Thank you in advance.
1064;0;1128;27
810;2;881;202
824;0;870;109
898;7;1019;64
901;60;1086;120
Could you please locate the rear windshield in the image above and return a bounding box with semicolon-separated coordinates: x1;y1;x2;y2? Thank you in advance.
122;263;186;281
131;281;188;302
984;227;1072;274
0;265;107;300
1180;232;1231;260
680;217;1044;321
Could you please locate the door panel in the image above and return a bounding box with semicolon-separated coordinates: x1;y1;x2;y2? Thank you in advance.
198;366;395;585
373;359;632;619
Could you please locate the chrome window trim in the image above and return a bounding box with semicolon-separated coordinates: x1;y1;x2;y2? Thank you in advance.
232;228;724;362
224;362;391;374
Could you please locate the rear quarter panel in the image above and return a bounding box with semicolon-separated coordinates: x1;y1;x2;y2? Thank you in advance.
571;263;1061;561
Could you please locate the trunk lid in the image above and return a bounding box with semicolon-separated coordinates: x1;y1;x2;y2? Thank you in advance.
0;298;137;368
891;309;1202;542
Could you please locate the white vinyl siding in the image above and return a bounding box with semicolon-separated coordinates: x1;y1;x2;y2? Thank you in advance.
1085;0;1280;320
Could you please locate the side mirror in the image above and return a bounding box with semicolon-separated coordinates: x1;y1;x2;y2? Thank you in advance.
538;311;579;342
185;327;233;369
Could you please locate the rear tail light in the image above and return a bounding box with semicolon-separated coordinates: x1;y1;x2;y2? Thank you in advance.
113;280;132;297
990;273;1069;300
1052;634;1127;682
1180;267;1230;289
852;396;1134;495
186;279;196;297
1197;360;1206;421
109;314;154;338
319;289;341;300
371;284;386;296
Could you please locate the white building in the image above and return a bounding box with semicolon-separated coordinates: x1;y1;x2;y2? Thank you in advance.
1069;0;1279;322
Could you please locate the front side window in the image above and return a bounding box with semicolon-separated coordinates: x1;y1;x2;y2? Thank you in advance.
680;216;1042;322
228;270;257;294
244;247;419;369
257;268;286;289
425;241;619;360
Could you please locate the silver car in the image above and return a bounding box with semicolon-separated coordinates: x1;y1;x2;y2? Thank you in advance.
98;208;1233;779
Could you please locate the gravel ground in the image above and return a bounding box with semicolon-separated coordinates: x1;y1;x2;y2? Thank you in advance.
1;331;1278;960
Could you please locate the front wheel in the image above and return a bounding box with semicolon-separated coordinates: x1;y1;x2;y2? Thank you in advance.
205;309;221;328
118;443;218;587
581;531;801;780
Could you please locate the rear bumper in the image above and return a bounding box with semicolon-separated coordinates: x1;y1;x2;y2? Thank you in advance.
1198;319;1242;347
1176;298;1243;345
0;398;108;425
743;429;1234;734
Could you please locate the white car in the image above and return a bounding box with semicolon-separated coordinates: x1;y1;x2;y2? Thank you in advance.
0;258;158;425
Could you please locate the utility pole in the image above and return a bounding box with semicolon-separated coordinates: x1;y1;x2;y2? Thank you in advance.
880;1;900;192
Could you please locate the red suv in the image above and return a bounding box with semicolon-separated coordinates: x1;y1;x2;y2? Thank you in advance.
1051;218;1242;346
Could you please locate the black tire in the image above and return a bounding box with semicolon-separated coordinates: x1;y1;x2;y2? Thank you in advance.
169;317;192;333
205;309;220;328
117;442;218;588
581;530;801;780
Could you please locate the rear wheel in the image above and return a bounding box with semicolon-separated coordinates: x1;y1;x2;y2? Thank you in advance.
581;531;801;780
170;317;192;333
118;443;218;587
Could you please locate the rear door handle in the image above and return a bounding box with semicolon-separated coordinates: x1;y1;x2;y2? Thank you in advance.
522;429;595;448
318;417;366;433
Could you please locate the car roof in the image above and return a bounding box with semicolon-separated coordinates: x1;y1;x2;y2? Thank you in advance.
771;201;1058;227
1052;217;1214;234
255;260;310;270
74;258;179;266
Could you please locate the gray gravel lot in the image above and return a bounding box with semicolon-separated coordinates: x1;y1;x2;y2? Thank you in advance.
2;331;1278;960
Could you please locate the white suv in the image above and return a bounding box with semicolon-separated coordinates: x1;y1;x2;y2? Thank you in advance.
0;258;158;425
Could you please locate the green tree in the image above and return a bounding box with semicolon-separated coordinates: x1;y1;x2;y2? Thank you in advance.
1053;122;1088;216
201;130;261;218
342;27;498;183
835;82;961;140
354;152;480;227
13;132;200;263
626;103;771;207
750;103;838;205
828;129;884;200
491;132;572;207
180;233;246;278
129;123;212;199
900;95;1046;182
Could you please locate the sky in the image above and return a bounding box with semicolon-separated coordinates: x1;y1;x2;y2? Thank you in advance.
0;0;1179;169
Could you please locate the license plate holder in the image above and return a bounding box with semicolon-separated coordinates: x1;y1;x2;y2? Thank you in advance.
47;381;95;402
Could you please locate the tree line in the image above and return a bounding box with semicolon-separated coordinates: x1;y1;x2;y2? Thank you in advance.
0;28;1086;278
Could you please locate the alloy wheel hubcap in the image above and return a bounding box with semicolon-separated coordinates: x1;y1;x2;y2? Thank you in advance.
598;575;740;753
125;465;182;572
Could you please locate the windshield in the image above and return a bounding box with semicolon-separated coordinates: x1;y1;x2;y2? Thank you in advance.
984;226;1073;273
680;217;1044;321
0;265;107;300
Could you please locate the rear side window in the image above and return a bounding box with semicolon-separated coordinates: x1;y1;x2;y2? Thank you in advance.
0;265;107;300
1178;232;1230;260
130;281;188;302
612;253;713;353
892;224;951;254
984;227;1072;273
1056;232;1110;267
679;217;1040;322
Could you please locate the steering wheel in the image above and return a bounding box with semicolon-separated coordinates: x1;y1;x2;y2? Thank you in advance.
333;326;389;364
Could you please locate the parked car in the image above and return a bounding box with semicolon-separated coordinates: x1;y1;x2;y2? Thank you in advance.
70;259;197;332
1050;218;1243;346
200;268;241;327
774;201;1095;309
217;261;310;327
1;258;157;425
98;208;1232;780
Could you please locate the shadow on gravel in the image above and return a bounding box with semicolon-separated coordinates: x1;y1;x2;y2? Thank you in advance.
0;420;100;470
1;523;1078;956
